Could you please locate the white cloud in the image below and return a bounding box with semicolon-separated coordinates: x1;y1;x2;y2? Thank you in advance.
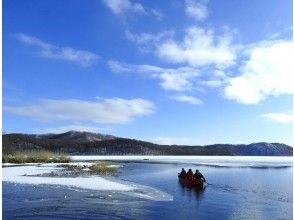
199;79;224;88
269;32;281;39
124;28;235;91
261;112;293;123
159;72;195;91
125;30;173;46
13;33;99;66
40;125;112;134
102;0;164;19
125;30;173;53
198;69;229;88
108;60;199;91
185;0;208;21
224;40;294;104
102;0;146;15
171;95;203;105
150;9;163;20
213;69;228;78
156;26;236;68
4;98;155;124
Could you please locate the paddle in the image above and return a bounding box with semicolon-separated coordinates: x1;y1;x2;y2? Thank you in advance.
205;181;213;186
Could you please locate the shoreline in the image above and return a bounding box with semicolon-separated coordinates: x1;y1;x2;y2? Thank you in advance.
3;155;293;169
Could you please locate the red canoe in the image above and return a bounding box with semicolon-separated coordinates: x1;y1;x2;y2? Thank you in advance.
178;174;204;188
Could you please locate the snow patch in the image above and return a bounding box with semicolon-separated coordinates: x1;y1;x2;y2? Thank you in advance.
3;164;133;191
2;163;173;201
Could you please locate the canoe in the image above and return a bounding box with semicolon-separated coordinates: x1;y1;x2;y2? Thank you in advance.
178;174;204;188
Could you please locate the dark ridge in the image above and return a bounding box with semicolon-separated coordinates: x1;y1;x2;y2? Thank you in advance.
2;131;293;156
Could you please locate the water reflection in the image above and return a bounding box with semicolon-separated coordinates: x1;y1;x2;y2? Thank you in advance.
3;183;156;220
178;179;206;204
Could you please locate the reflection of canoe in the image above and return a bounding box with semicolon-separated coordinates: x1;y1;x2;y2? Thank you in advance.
178;174;204;188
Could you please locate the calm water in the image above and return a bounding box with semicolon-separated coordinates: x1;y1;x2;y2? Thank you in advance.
3;159;293;220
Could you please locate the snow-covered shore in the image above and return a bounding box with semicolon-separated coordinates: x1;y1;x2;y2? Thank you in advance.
2;163;173;201
2;164;134;191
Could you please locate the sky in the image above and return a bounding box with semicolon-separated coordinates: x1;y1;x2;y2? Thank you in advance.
2;0;293;146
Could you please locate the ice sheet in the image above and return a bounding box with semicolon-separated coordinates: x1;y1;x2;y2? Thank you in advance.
70;156;293;168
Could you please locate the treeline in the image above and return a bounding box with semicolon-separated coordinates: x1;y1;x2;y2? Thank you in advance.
2;132;293;156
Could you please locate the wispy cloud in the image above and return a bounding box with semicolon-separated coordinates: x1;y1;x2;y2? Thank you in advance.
124;27;235;93
171;95;203;105
224;40;294;104
125;29;173;46
198;69;229;88
199;79;224;88
125;30;173;53
125;29;293;105
4;98;155;124
108;60;199;91
261;112;293;123
102;0;162;19
150;9;163;20
185;0;208;21
269;32;281;39
102;0;146;15
13;33;99;66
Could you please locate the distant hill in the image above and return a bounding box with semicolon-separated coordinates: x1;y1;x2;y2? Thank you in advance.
2;131;293;156
34;131;115;143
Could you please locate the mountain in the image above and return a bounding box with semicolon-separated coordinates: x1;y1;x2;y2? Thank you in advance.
2;131;293;156
34;131;115;143
237;142;293;156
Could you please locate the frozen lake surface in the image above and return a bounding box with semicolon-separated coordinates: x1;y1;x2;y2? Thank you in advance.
3;156;293;220
71;155;293;168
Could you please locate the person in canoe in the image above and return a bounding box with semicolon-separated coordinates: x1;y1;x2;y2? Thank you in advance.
179;168;187;178
193;169;206;182
186;169;194;181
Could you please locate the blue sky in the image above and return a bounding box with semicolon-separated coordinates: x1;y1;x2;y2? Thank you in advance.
3;0;293;145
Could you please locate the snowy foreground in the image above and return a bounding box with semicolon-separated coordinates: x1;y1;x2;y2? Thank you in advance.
71;155;293;168
2;163;173;201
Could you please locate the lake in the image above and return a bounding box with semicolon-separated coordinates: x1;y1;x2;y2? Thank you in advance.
3;156;293;220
